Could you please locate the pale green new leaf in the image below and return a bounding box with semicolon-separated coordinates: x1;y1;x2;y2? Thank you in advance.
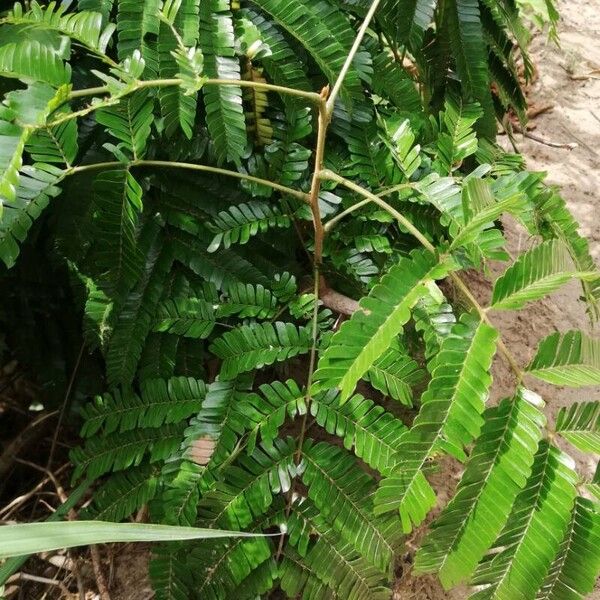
313;250;453;402
470;441;578;600
527;330;600;387
555;401;600;454
374;314;498;533
415;389;546;588
491;240;597;310
536;497;600;600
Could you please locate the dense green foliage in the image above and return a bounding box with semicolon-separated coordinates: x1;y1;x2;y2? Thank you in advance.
1;0;599;599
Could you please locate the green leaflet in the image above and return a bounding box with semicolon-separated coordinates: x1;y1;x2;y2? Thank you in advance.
536;497;600;600
0;164;63;268
491;239;598;310
527;330;600;387
374;313;498;533
153;297;216;339
302;442;403;574
79;376;206;437
555;401;600;454
248;0;364;108
415;388;546;588
470;441;578;600
310;391;408;476
313;250;454;402
210;321;312;380
199;0;247;165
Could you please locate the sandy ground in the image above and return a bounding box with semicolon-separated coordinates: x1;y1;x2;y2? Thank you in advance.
108;2;600;598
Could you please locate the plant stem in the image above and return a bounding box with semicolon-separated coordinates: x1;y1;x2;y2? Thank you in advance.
67;78;322;104
320;168;525;382
321;169;436;253
325;0;384;115
68;160;310;202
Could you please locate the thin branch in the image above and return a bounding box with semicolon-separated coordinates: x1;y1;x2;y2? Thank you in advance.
68;160;310;202
67;78;322;104
320;168;525;382
326;0;384;115
321;169;436;252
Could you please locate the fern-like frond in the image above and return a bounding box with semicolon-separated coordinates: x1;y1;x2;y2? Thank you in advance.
313;250;453;402
0;164;62;268
207;201;290;252
533;188;600;322
239;8;312;109
555;401;600;454
442;0;495;137
364;343;423;406
91;169;144;294
371;48;423;114
536;497;600;600
96;90;154;160
0;40;70;86
248;0;363;108
149;544;194;600
105;233;173;386
435;97;482;174
285;500;392;600
153;298;216;338
198;437;299;529
116;0;160;74
470;441;578;600
413;284;457;360
26;113;78;166
199;0;247;165
81;464;161;521
210;322;312;380
7;1;115;55
158;0;200;138
171;228;271;289
414;388;546;587
233;379;306;453
71;422;186;480
311;391;408;476
80;377;206;438
378;0;436;49
1;83;65;206
527;330;600;387
303;441;404;573
450;177;524;250
191;536;274;599
374;313;497;533
217;282;278;319
491;240;597;310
